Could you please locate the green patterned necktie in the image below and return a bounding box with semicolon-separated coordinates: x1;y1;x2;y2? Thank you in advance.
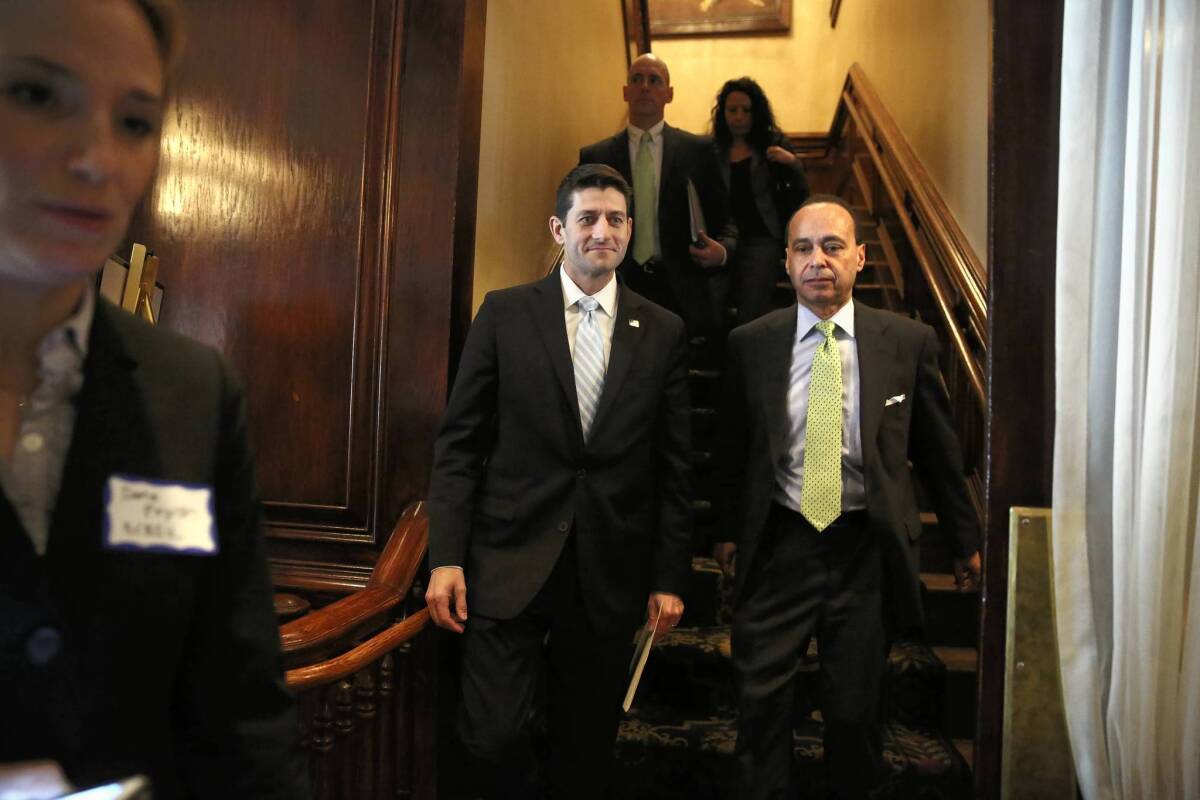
801;320;843;531
632;131;656;264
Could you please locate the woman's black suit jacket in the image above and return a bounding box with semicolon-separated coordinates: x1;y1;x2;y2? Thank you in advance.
0;296;306;798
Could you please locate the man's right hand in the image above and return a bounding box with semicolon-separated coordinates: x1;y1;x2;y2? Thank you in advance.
425;566;469;633
712;541;737;577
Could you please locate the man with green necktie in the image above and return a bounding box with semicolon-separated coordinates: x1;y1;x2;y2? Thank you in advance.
713;195;981;799
579;53;737;345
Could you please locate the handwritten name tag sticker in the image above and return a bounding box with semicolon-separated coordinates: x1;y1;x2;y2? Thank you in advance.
103;474;218;556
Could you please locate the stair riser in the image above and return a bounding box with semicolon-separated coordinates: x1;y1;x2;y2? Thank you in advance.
941;669;977;740
921;587;980;648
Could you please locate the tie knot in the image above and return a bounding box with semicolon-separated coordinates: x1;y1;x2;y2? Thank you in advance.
578;296;600;314
639;131;653;148
815;320;836;339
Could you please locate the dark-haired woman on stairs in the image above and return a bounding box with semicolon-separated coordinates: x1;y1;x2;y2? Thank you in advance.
710;77;810;326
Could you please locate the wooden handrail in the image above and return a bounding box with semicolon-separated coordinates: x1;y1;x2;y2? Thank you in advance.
279;501;428;656
818;64;988;415
285;608;431;691
839;89;987;412
844;65;984;316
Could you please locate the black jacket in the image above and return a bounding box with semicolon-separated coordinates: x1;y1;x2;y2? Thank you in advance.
0;297;307;798
428;270;694;634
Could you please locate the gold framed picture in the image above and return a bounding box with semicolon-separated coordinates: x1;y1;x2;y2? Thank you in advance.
647;0;792;37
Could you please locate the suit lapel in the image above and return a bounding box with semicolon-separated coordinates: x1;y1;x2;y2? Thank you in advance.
48;301;157;559
530;270;583;440
0;482;35;576
589;286;642;438
610;129;632;183
761;307;797;463
659;124;680;218
854;303;892;459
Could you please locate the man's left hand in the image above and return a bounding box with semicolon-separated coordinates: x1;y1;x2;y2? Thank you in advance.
688;232;727;269
647;592;684;634
954;550;982;591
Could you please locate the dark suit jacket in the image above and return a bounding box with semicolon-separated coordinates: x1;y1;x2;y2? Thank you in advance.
714;132;810;241
716;302;979;630
428;270;693;635
0;298;306;798
579;124;737;274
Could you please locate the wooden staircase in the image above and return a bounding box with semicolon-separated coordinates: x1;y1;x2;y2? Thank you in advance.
611;64;986;798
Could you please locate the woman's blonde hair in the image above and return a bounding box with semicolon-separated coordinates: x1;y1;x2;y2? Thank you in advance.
133;0;185;74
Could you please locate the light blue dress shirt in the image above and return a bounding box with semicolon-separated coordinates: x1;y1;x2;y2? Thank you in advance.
773;299;866;514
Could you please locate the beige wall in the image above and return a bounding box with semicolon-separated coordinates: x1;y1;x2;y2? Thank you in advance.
653;1;989;258
472;2;629;312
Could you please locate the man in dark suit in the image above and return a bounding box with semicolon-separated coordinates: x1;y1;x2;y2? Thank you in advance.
0;295;307;799
425;164;693;799
579;53;736;344
713;195;981;799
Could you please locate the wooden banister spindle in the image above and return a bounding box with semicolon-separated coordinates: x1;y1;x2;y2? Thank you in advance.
395;643;416;796
333;680;355;793
377;653;397;798
311;690;336;799
353;667;379;799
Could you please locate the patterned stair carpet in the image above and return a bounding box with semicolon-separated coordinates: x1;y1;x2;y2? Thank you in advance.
610;559;970;799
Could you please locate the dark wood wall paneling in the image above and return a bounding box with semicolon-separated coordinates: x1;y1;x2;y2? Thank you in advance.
978;2;1063;797
134;0;383;531
127;0;487;591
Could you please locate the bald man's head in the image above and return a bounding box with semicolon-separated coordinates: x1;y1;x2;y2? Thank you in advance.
624;53;673;129
629;53;670;84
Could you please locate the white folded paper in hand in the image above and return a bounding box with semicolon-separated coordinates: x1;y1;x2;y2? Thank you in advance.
623;605;663;712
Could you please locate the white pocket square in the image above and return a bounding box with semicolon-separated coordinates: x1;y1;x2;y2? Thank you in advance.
884;394;906;407
628;319;640;328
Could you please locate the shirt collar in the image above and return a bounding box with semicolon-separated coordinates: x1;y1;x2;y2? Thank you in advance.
561;267;619;318
627;119;665;143
796;298;855;341
38;286;95;364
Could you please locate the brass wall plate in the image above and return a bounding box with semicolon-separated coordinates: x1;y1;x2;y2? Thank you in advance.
1002;507;1076;799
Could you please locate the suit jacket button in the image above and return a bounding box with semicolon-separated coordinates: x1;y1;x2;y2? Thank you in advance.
558;521;570;532
26;626;63;666
576;469;586;479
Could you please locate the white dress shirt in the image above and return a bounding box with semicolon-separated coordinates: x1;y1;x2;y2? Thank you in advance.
0;289;94;555
774;300;866;514
561;267;618;366
626;120;665;260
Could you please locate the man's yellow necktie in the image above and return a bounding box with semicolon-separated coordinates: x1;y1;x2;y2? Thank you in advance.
801;320;842;531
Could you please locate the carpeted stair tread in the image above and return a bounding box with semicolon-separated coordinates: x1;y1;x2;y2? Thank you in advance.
611;704;736;800
876;720;972;798
636;625;735;711
882;641;947;729
614;708;969;800
952;738;974;768
794;717;971;797
933;645;977;673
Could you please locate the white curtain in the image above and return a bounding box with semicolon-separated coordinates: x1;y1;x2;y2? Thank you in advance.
1053;0;1200;797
